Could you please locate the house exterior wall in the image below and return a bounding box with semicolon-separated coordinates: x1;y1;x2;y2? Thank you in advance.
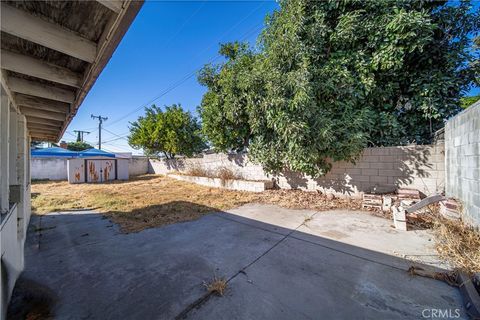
149;144;445;198
31;158;68;180
445;100;480;226
0;87;31;319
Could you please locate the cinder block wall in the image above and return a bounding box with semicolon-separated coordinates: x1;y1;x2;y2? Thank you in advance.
445;100;480;226
149;144;445;198
31;158;68;180
129;156;149;176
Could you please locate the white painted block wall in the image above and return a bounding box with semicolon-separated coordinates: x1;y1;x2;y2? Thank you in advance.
129;157;149;176
148;145;445;198
445;100;480;226
31;158;68;180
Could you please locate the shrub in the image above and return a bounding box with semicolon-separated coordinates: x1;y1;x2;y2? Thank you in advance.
216;167;242;186
186;165;211;177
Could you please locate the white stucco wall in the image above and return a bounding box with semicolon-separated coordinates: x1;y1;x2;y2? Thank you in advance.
31;158;68;180
1;90;31;318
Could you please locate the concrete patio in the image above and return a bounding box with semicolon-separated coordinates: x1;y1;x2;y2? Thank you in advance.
9;204;465;319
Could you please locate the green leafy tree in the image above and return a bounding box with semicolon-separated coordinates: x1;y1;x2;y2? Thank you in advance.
66;141;93;151
31;140;44;148
128;104;206;158
460;95;480;109
198;42;260;152
199;0;479;177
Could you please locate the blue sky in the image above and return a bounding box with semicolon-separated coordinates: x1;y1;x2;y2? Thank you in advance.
63;1;279;154
62;0;479;154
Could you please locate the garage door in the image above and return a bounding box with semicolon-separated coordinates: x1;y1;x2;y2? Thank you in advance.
86;160;116;183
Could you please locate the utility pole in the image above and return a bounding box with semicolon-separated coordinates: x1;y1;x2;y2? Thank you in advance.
91;114;108;149
73;130;90;142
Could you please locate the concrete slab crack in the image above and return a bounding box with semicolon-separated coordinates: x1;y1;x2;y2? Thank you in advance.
174;212;318;319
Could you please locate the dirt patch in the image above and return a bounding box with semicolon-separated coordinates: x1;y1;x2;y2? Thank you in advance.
7;276;56;320
256;189;362;212
32;175;364;233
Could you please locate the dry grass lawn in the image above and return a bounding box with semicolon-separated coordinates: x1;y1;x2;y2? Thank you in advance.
31;174;480;274
31;174;361;233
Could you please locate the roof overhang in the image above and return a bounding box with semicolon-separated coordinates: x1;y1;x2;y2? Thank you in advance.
1;0;144;142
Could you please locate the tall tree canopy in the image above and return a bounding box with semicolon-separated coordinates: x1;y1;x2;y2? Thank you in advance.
128;104;206;158
198;0;479;177
461;95;480;108
198;42;259;152
66;141;93;151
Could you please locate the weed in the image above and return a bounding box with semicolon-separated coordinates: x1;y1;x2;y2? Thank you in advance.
303;215;314;225
186;165;211;177
217;167;240;180
217;167;241;186
433;218;480;274
203;275;228;296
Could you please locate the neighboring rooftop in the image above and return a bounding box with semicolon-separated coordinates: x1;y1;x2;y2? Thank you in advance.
31;147;116;158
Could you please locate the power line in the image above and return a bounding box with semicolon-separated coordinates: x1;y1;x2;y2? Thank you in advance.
101;128;130;144
65;131;77;138
103;20;265;129
101;145;134;153
78;17;267;137
91;114;108;149
102;61;218;128
186;1;266;65
102;135;129;144
73;130;90;142
102;140;130;147
103;128;129;138
162;1;206;51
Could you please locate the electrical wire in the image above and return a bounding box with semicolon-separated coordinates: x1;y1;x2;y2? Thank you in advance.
103;128;130;139
186;1;266;65
162;1;206;51
102;19;265;130
75;11;267;138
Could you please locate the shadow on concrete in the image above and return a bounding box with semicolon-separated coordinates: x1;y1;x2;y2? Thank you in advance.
7;277;56;320
9;203;466;319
